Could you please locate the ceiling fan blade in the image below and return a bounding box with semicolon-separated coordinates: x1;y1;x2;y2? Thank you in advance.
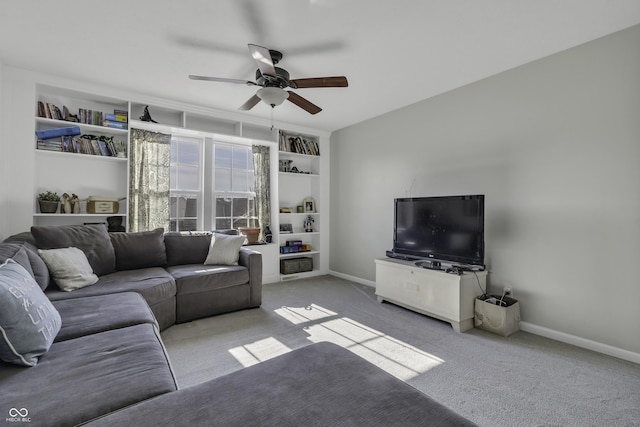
287;91;322;115
189;75;256;85
290;76;348;89
238;94;261;111
248;44;277;77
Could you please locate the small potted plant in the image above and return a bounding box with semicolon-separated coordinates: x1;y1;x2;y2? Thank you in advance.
38;191;61;214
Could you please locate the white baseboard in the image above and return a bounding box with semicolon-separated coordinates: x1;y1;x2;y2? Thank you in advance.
327;272;639;365
519;322;640;365
329;271;640;364
329;270;376;287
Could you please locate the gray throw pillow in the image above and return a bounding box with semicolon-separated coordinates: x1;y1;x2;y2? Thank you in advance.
0;244;35;278
38;247;99;291
110;228;167;271
204;233;245;265
164;232;212;266
0;259;62;367
31;224;116;276
1;235;51;290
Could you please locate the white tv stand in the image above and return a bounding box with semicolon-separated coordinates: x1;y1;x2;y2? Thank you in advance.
375;258;487;332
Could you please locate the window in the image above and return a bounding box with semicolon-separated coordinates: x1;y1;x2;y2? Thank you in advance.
169;137;258;232
213;143;257;230
170;136;202;232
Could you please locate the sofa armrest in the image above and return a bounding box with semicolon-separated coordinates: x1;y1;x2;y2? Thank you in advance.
238;247;262;307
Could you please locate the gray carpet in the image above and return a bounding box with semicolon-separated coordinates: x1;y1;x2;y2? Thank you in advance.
162;275;640;427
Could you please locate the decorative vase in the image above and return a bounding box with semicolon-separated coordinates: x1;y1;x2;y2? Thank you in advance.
238;227;261;244
38;200;60;214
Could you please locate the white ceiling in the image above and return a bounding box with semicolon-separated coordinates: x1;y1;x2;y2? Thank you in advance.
1;0;639;132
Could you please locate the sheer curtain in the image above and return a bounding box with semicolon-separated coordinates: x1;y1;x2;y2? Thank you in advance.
252;145;271;240
128;129;171;232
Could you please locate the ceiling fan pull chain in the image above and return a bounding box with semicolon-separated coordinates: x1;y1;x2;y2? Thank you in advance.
270;106;274;131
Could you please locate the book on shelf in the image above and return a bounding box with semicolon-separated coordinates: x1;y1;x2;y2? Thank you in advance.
37;134;120;158
105;113;128;123
278;131;319;155
37;101;47;118
102;120;128;130
35;125;81;140
36;139;63;151
37;102;129;133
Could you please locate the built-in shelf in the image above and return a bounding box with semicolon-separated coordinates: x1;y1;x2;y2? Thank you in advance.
33;213;126;217
280;250;320;259
35;117;128;135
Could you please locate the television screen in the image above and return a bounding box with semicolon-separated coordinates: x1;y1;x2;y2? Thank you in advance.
393;195;484;267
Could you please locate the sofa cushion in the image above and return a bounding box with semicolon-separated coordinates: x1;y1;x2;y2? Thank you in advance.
0;259;61;367
168;264;249;295
204;233;245;265
53;292;158;342
38;247;99;291
0;323;178;426
45;267;177;332
45;267;176;307
0;243;32;274
164;232;211;266
31;224;116;276
83;342;477;427
0;241;50;290
110;228;167;271
2;233;50;287
168;264;251;323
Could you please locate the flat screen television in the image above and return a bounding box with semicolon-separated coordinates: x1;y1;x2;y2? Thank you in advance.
392;195;485;268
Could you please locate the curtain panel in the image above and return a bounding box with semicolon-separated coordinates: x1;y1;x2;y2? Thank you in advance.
129;129;171;232
252;145;271;240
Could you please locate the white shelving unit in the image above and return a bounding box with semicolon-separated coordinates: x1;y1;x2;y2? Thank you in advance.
277;130;323;280
33;85;129;227
29;84;328;283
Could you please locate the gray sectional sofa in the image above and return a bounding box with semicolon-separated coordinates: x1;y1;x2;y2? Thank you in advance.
0;224;476;426
0;224;262;426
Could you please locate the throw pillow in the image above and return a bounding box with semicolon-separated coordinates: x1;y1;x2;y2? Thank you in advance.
38;247;99;292
110;228;167;271
0;244;35;279
31;224;116;276
2;234;52;290
164;232;212;266
0;259;62;367
204;233;245;266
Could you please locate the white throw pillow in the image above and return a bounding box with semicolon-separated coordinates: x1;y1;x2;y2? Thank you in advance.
204;234;245;265
38;247;99;291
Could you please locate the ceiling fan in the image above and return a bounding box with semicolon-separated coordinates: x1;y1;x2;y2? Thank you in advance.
189;44;348;115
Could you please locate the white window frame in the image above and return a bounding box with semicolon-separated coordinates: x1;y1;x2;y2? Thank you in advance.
169;135;204;232
210;141;257;231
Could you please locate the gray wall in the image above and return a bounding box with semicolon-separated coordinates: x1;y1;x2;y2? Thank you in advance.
330;25;640;355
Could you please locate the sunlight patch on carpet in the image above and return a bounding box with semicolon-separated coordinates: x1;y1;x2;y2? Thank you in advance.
274;304;337;325
272;304;444;380
228;337;291;367
305;317;444;380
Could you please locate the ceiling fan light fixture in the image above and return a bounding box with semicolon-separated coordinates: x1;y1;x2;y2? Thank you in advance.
257;87;288;107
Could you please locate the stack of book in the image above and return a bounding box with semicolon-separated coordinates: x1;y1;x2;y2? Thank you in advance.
103;110;128;130
36;134;120;157
280;240;312;254
37;101;128;130
37;102;65;120
278;131;320;155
